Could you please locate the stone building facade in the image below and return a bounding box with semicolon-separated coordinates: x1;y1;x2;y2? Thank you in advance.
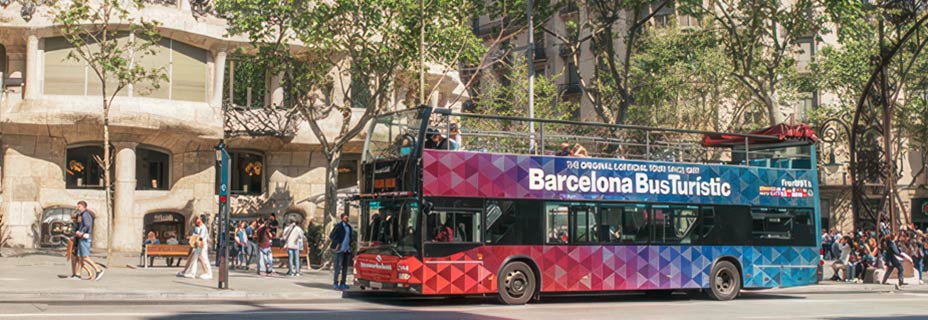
0;1;467;251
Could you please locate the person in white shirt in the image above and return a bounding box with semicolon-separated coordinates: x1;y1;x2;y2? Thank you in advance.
179;216;212;279
282;219;306;276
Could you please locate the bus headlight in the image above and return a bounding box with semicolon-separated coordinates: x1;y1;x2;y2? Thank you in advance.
397;273;411;280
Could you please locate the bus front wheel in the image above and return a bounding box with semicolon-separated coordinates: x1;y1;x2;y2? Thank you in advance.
707;260;741;301
497;261;536;305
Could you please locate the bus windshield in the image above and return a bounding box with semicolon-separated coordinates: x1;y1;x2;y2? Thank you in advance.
363;109;425;161
361;199;419;255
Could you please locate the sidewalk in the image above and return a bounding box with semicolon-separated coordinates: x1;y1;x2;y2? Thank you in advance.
2;249;928;302
0;248;353;302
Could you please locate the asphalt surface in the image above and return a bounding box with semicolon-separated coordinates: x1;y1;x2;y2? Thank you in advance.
2;291;928;320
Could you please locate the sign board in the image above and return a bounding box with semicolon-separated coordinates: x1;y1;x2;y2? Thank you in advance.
422;149;817;208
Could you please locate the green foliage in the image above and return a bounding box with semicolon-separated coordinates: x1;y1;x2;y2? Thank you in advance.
217;0;483;226
470;56;576;121
224;53;267;108
629;26;737;131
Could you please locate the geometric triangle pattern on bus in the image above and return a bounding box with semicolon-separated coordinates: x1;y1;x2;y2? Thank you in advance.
422;150;817;208
417;245;819;295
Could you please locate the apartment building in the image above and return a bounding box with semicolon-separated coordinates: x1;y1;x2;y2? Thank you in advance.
0;1;467;250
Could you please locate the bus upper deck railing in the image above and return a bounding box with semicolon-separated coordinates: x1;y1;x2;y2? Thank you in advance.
427;109;814;169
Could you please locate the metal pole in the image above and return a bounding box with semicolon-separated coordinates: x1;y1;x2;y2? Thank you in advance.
527;0;536;154
216;140;230;289
879;17;897;233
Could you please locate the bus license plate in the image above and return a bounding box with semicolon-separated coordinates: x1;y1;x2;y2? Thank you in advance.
370;281;383;289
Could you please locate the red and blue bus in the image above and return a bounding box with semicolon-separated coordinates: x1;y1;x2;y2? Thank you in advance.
353;106;821;304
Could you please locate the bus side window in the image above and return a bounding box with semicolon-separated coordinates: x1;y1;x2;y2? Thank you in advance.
600;205;648;244
699;206;715;239
545;204;569;244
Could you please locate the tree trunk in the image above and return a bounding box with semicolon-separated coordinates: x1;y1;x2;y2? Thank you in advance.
319;150;342;269
765;89;785;125
104;99;113;267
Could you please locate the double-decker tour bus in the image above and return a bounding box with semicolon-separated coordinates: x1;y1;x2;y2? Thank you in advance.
353;106;821;304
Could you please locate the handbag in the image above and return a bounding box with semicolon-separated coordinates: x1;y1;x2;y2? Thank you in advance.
188;234;200;249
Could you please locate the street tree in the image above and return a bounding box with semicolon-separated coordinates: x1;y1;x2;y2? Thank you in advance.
629;23;752;132
539;0;697;126
217;0;483;238
53;0;166;265
688;0;829;126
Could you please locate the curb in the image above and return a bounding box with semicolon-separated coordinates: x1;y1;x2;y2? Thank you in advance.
0;291;349;303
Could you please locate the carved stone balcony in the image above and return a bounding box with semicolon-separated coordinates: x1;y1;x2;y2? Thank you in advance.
223;102;301;138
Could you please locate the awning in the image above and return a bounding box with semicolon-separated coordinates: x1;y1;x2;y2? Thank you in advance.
702;123;818;147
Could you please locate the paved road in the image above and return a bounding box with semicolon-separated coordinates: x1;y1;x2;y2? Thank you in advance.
2;290;927;320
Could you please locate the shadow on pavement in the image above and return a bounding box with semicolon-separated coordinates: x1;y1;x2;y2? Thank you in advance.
295;282;341;290
342;289;805;308
144;308;512;320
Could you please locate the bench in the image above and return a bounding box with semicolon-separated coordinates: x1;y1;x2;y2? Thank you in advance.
270;243;311;269
143;244;191;268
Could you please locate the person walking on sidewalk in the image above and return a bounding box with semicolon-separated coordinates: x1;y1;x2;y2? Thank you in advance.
881;233;906;286
179;216;212;279
245;219;256;268
282;219;306;276
234;221;249;270
329;213;353;290
256;219;275;276
70;201;104;280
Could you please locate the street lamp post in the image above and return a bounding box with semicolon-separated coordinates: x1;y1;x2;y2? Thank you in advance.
527;0;536;154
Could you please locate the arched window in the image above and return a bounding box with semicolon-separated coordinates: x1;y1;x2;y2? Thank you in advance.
136;147;170;190
283;212;305;226
143;212;186;243
41;207;75;247
230;151;264;194
66;145;112;189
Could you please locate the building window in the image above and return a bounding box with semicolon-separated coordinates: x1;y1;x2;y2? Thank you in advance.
224;54;267;108
45;36;208;102
137;147;170;190
41;207;75;247
337;159;358;189
66;145;111;189
797;37;814;74
283;212;305;226
231;151;264;194
797;92;816;121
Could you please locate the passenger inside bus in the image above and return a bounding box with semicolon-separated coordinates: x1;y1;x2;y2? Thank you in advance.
433;221;454;242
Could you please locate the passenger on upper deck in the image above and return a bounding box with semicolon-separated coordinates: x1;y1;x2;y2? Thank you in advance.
571;143;589;157
425;128;450;150
449;123;462;151
556;143;571;156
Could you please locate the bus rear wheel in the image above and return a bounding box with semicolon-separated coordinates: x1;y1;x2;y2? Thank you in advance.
707;260;741;301
497;261;535;305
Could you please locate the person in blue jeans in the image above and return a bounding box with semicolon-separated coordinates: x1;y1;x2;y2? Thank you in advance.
329;213;353;290
282;219;306;276
256;219;274;275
